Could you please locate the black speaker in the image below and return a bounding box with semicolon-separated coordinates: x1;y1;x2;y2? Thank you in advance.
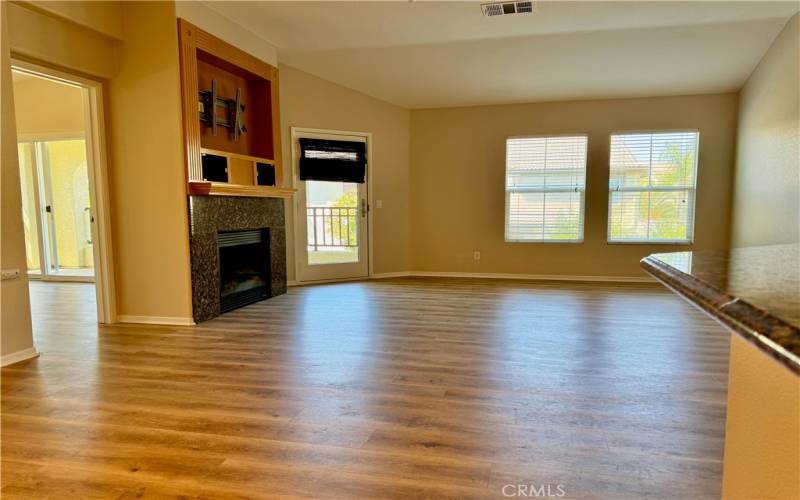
201;153;228;182
256;162;276;186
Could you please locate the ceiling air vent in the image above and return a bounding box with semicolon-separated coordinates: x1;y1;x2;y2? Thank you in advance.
481;1;534;17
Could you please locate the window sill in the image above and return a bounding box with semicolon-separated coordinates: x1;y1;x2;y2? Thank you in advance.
607;240;693;245
505;239;584;244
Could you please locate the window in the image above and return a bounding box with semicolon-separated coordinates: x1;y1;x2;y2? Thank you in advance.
505;135;588;242
607;131;699;243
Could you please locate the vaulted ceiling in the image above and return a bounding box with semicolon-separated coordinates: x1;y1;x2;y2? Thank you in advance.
206;1;800;109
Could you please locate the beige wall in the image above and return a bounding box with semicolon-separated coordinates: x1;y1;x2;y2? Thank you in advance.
17;0;124;40
107;1;192;321
175;1;278;67
12;73;85;138
6;1;118;80
410;94;738;277
721;335;800;499
722;15;800;497
1;1;35;362
7;1;194;322
731;14;800;247
279;65;412;279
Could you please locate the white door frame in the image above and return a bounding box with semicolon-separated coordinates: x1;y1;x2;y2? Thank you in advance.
290;127;374;282
11;59;117;324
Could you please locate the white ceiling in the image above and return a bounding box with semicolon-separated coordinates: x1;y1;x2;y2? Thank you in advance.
206;1;800;109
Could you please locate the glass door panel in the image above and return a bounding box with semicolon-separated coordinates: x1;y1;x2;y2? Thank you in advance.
306;180;359;265
42;139;94;276
16;139;94;279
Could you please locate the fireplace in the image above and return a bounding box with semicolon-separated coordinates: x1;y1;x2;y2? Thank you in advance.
218;229;270;313
188;196;286;323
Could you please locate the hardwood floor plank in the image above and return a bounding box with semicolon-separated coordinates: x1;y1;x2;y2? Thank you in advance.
2;279;731;498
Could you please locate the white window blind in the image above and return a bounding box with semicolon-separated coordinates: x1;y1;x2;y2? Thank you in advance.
505;135;588;242
608;131;699;243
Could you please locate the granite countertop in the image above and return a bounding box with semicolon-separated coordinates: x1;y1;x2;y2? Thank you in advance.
641;244;800;375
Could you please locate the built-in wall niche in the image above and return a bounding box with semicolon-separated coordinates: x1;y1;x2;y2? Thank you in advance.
200;149;276;187
178;18;294;199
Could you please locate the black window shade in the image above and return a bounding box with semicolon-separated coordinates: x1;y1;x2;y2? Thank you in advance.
299;138;366;183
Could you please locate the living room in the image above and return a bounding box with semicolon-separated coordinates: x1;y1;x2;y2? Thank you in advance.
1;1;798;498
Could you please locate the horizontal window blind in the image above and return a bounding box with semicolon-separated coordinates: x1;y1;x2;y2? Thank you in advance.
608;131;699;243
298;138;367;183
505;135;588;242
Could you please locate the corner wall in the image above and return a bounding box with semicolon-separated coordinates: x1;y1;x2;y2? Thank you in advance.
6;1;195;323
731;14;800;246
1;1;36;364
107;1;193;322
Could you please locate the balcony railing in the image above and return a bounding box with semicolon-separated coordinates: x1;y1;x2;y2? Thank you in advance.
307;206;358;251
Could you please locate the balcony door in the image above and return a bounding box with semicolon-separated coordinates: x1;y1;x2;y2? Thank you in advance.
293;129;370;282
18;139;94;280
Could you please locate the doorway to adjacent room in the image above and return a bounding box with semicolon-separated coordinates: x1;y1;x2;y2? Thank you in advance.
12;61;115;323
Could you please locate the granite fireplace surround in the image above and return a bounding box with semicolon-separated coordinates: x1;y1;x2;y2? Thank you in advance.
188;196;287;322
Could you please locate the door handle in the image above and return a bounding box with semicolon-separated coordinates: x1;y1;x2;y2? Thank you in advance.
360;198;367;218
85;207;93;245
45;205;52;213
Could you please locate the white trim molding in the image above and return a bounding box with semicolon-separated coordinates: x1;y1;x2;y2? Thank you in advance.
1;347;40;367
410;271;656;283
288;276;368;287
289;271;654;286
370;272;413;279
116;315;196;326
27;274;95;284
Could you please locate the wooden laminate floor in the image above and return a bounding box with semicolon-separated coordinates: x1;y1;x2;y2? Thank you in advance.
2;278;731;499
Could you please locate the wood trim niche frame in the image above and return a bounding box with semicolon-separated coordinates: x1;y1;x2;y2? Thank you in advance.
177;18;292;199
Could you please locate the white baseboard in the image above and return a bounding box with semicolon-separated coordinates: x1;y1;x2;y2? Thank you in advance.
370;272;413;279
409;271;656;283
288;270;653;286
116;315;195;326
289;272;412;286
290;276;370;286
1;347;40;367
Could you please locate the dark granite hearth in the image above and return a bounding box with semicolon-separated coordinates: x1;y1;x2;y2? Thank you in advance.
188;196;287;322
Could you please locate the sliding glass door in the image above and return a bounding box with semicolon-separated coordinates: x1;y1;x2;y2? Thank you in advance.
17;139;94;280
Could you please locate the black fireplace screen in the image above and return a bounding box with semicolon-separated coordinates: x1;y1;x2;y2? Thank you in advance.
218;229;270;313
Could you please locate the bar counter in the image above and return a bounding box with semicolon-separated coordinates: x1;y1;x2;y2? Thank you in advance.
641;244;799;374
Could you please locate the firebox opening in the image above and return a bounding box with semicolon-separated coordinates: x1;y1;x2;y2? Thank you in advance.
218;229;270;313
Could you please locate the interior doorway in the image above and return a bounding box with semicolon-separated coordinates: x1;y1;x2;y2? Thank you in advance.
11;60;115;323
292;128;371;282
